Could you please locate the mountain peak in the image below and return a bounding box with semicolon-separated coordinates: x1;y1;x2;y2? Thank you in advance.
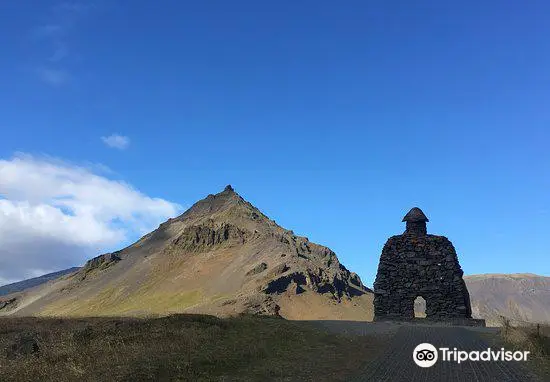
173;184;256;226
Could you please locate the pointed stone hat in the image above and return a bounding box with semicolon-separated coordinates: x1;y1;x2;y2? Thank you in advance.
402;207;429;222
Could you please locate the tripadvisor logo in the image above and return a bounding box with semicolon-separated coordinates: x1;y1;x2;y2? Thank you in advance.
413;343;438;367
413;343;530;368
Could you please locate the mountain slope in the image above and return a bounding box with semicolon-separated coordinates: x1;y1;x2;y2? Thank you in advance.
412;273;550;325
464;273;550;325
0;268;80;297
0;186;373;320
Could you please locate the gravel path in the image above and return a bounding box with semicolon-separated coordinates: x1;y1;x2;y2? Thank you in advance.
308;321;540;382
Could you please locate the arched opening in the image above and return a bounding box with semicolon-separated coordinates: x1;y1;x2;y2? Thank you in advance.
414;296;426;318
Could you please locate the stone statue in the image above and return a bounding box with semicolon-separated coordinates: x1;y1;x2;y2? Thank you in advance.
373;207;482;325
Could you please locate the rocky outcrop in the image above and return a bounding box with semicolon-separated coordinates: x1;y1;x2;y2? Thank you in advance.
246;262;268;276
0;297;17;312
349;272;364;289
171;223;250;252
77;252;122;281
267;263;289;278
264;266;367;300
241;294;281;316
374;208;475;322
84;252;121;271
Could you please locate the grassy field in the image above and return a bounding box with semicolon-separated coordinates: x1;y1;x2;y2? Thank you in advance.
481;318;550;381
39;286;204;316
0;314;382;382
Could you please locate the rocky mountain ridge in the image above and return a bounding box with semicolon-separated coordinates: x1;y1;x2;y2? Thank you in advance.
0;186;372;319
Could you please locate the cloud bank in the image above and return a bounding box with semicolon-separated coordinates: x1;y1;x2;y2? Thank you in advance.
0;154;181;285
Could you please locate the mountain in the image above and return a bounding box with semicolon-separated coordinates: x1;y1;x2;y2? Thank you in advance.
464;273;550;325
0;186;373;320
411;273;550;325
0;268;80;297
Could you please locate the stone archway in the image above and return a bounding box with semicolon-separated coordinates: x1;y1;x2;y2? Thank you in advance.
414;296;426;318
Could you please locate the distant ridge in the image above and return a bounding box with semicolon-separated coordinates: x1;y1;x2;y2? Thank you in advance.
0;267;80;297
464;273;542;279
464;273;550;325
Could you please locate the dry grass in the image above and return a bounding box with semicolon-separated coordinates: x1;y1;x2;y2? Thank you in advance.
40;286;203;317
498;316;550;380
0;314;382;382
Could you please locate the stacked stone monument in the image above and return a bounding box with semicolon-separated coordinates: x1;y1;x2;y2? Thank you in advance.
373;207;485;326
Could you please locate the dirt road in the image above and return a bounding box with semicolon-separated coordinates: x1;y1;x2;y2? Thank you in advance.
310;321;540;382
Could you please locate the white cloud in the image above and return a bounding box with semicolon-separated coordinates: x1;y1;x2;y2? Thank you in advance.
37;68;71;86
49;42;69;62
30;24;63;40
30;2;98;86
54;2;95;15
102;134;130;150
0;154;181;284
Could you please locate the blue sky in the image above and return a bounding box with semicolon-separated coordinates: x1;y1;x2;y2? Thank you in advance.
0;1;549;285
